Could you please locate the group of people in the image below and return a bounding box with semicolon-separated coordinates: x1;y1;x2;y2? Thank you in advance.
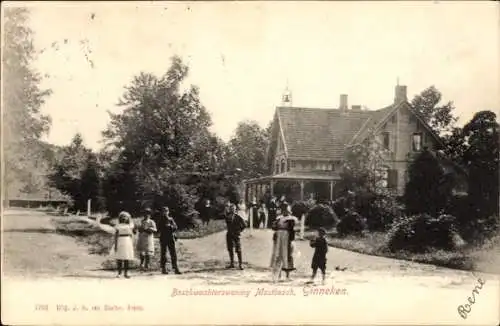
112;206;181;278
113;199;330;284
225;200;329;284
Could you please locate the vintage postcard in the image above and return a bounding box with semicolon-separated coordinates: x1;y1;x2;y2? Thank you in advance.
1;1;499;325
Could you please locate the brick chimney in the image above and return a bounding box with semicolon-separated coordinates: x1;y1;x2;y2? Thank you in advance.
339;94;348;111
394;85;407;103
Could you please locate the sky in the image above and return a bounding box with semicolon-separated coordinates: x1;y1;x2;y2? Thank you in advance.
7;1;500;150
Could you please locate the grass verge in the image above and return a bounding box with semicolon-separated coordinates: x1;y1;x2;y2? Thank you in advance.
303;229;477;271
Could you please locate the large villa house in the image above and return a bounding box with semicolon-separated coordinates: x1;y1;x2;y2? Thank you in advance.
244;84;464;203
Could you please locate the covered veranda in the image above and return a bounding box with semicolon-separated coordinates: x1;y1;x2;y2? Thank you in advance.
243;171;341;204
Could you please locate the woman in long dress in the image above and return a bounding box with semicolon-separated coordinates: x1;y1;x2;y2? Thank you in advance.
114;211;135;278
136;208;157;271
270;204;299;282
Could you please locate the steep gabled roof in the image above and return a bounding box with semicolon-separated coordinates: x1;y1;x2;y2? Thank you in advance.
275;100;444;161
277;107;373;160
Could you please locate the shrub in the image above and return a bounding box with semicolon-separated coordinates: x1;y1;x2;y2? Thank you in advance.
306;204;339;229
387;213;462;253
291;200;313;219
336;210;366;237
354;192;402;231
332;196;350;219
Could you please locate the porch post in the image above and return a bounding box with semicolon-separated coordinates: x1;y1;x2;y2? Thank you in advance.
245;182;249;205
270;180;275;198
300;180;305;201
329;181;334;202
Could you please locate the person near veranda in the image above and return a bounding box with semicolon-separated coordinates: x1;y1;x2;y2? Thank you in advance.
158;206;181;275
225;204;246;270
310;227;328;284
114;211;135;278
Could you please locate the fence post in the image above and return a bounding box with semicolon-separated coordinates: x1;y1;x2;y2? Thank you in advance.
87;199;91;217
300;213;306;240
249;206;253;233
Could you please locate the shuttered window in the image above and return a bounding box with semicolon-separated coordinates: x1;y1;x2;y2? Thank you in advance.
387;169;398;189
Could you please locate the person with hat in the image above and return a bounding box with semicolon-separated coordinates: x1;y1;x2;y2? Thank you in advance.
225;204;246;269
113;211;135;278
158;206;181;275
270;202;298;282
136;208;157;271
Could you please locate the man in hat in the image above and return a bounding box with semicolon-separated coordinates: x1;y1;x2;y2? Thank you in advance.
158;206;181;274
225;204;246;270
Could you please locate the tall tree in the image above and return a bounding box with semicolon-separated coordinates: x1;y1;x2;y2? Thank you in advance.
3;8;52;201
101;56;213;218
462;110;499;217
49;134;92;211
227;120;270;180
404;149;453;216
411;86;457;135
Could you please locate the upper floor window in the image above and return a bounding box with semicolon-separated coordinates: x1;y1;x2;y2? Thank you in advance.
391;115;396;123
275;160;279;174
412;133;423;151
387;169;398;189
382;132;390;150
409;115;415;124
287;159;291;172
290;160;296;168
280;158;286;173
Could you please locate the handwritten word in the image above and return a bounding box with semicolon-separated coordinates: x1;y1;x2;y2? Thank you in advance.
302;286;348;296
457;277;486;319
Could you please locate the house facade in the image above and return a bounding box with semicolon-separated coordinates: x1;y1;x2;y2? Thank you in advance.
244;85;447;203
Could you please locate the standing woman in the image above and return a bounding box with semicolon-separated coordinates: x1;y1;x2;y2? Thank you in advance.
136;208;157;271
114;211;135;278
270;204;299;282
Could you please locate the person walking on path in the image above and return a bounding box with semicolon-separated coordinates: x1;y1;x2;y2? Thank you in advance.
113;211;135;278
309;227;328;284
158;207;182;275
225;204;246;270
136;208;157;271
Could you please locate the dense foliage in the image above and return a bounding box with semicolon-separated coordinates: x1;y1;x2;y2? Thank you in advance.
387;213;464;253
336;210;367;237
306;204;339;229
403;149;453;216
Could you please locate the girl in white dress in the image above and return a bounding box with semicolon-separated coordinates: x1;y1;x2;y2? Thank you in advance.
114;211;135;278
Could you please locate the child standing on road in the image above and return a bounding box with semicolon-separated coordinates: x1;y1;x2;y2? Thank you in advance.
309;227;328;284
114;211;135;278
136;208;157;271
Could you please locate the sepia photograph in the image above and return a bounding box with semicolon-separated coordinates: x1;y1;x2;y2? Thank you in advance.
1;1;499;325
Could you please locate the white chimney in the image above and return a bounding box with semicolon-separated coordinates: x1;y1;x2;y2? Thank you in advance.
339;94;348;111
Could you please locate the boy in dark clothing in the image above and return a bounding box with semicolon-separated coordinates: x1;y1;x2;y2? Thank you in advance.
309;227;328;284
225;204;246;270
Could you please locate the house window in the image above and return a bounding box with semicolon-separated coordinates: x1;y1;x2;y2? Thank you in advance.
287;159;291;172
291;160;296;168
409;115;415;124
382;132;390;150
275;160;279;174
391;115;396;123
412;133;423;151
280;158;286;173
387;169;398;189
